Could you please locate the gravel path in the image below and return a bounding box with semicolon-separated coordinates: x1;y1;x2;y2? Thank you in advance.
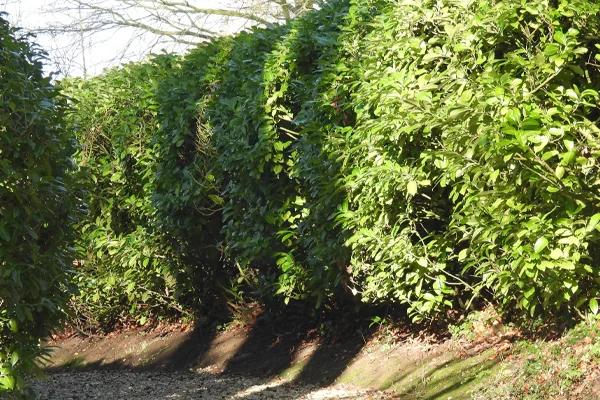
31;370;394;399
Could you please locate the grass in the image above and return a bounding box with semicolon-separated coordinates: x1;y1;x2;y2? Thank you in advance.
473;317;600;399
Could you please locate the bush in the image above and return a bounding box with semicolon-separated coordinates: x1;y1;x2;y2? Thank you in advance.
153;39;233;313
0;15;76;392
66;0;600;328
332;0;600;319
63;59;189;328
209;12;347;304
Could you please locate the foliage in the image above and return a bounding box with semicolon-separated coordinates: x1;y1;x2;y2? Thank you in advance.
63;59;191;328
152;39;233;313
0;15;76;393
67;0;600;331
210;1;352;306
7;0;600;395
327;0;600;320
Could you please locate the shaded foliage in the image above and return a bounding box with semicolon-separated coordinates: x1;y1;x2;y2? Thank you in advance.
0;15;76;393
62;60;188;327
152;39;233;315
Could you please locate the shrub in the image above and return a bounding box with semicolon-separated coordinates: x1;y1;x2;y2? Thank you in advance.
65;0;600;328
153;39;233;313
332;0;600;319
210;1;352;306
63;59;188;328
0;15;75;392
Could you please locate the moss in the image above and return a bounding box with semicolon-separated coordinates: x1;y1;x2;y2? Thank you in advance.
335;348;501;399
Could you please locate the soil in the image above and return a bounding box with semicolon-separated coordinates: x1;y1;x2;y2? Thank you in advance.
31;369;392;399
33;316;503;399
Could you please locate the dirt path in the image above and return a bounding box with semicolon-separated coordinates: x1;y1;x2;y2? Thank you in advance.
31;369;395;399
38;320;500;399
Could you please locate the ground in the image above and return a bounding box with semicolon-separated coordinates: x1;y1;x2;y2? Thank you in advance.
32;315;504;400
31;370;391;399
31;310;600;399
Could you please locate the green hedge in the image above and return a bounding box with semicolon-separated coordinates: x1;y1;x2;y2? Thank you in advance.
335;0;600;319
153;39;233;314
210;2;352;306
62;59;195;328
0;16;76;392
67;0;600;329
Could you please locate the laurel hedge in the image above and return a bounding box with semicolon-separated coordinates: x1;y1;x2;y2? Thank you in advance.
336;0;600;320
0;15;76;393
61;59;194;328
65;0;600;331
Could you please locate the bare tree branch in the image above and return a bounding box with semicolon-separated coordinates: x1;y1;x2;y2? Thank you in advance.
12;0;320;76
42;0;313;42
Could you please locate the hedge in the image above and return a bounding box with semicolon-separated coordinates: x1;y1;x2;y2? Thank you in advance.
336;0;600;319
0;15;76;393
65;0;600;331
62;59;191;328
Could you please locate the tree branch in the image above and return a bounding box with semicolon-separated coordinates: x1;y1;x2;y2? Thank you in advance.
32;0;316;76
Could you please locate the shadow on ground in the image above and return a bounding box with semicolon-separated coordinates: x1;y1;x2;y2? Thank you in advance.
43;306;505;399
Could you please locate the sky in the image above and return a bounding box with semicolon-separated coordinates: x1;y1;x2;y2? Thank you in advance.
0;0;246;77
2;0;117;76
